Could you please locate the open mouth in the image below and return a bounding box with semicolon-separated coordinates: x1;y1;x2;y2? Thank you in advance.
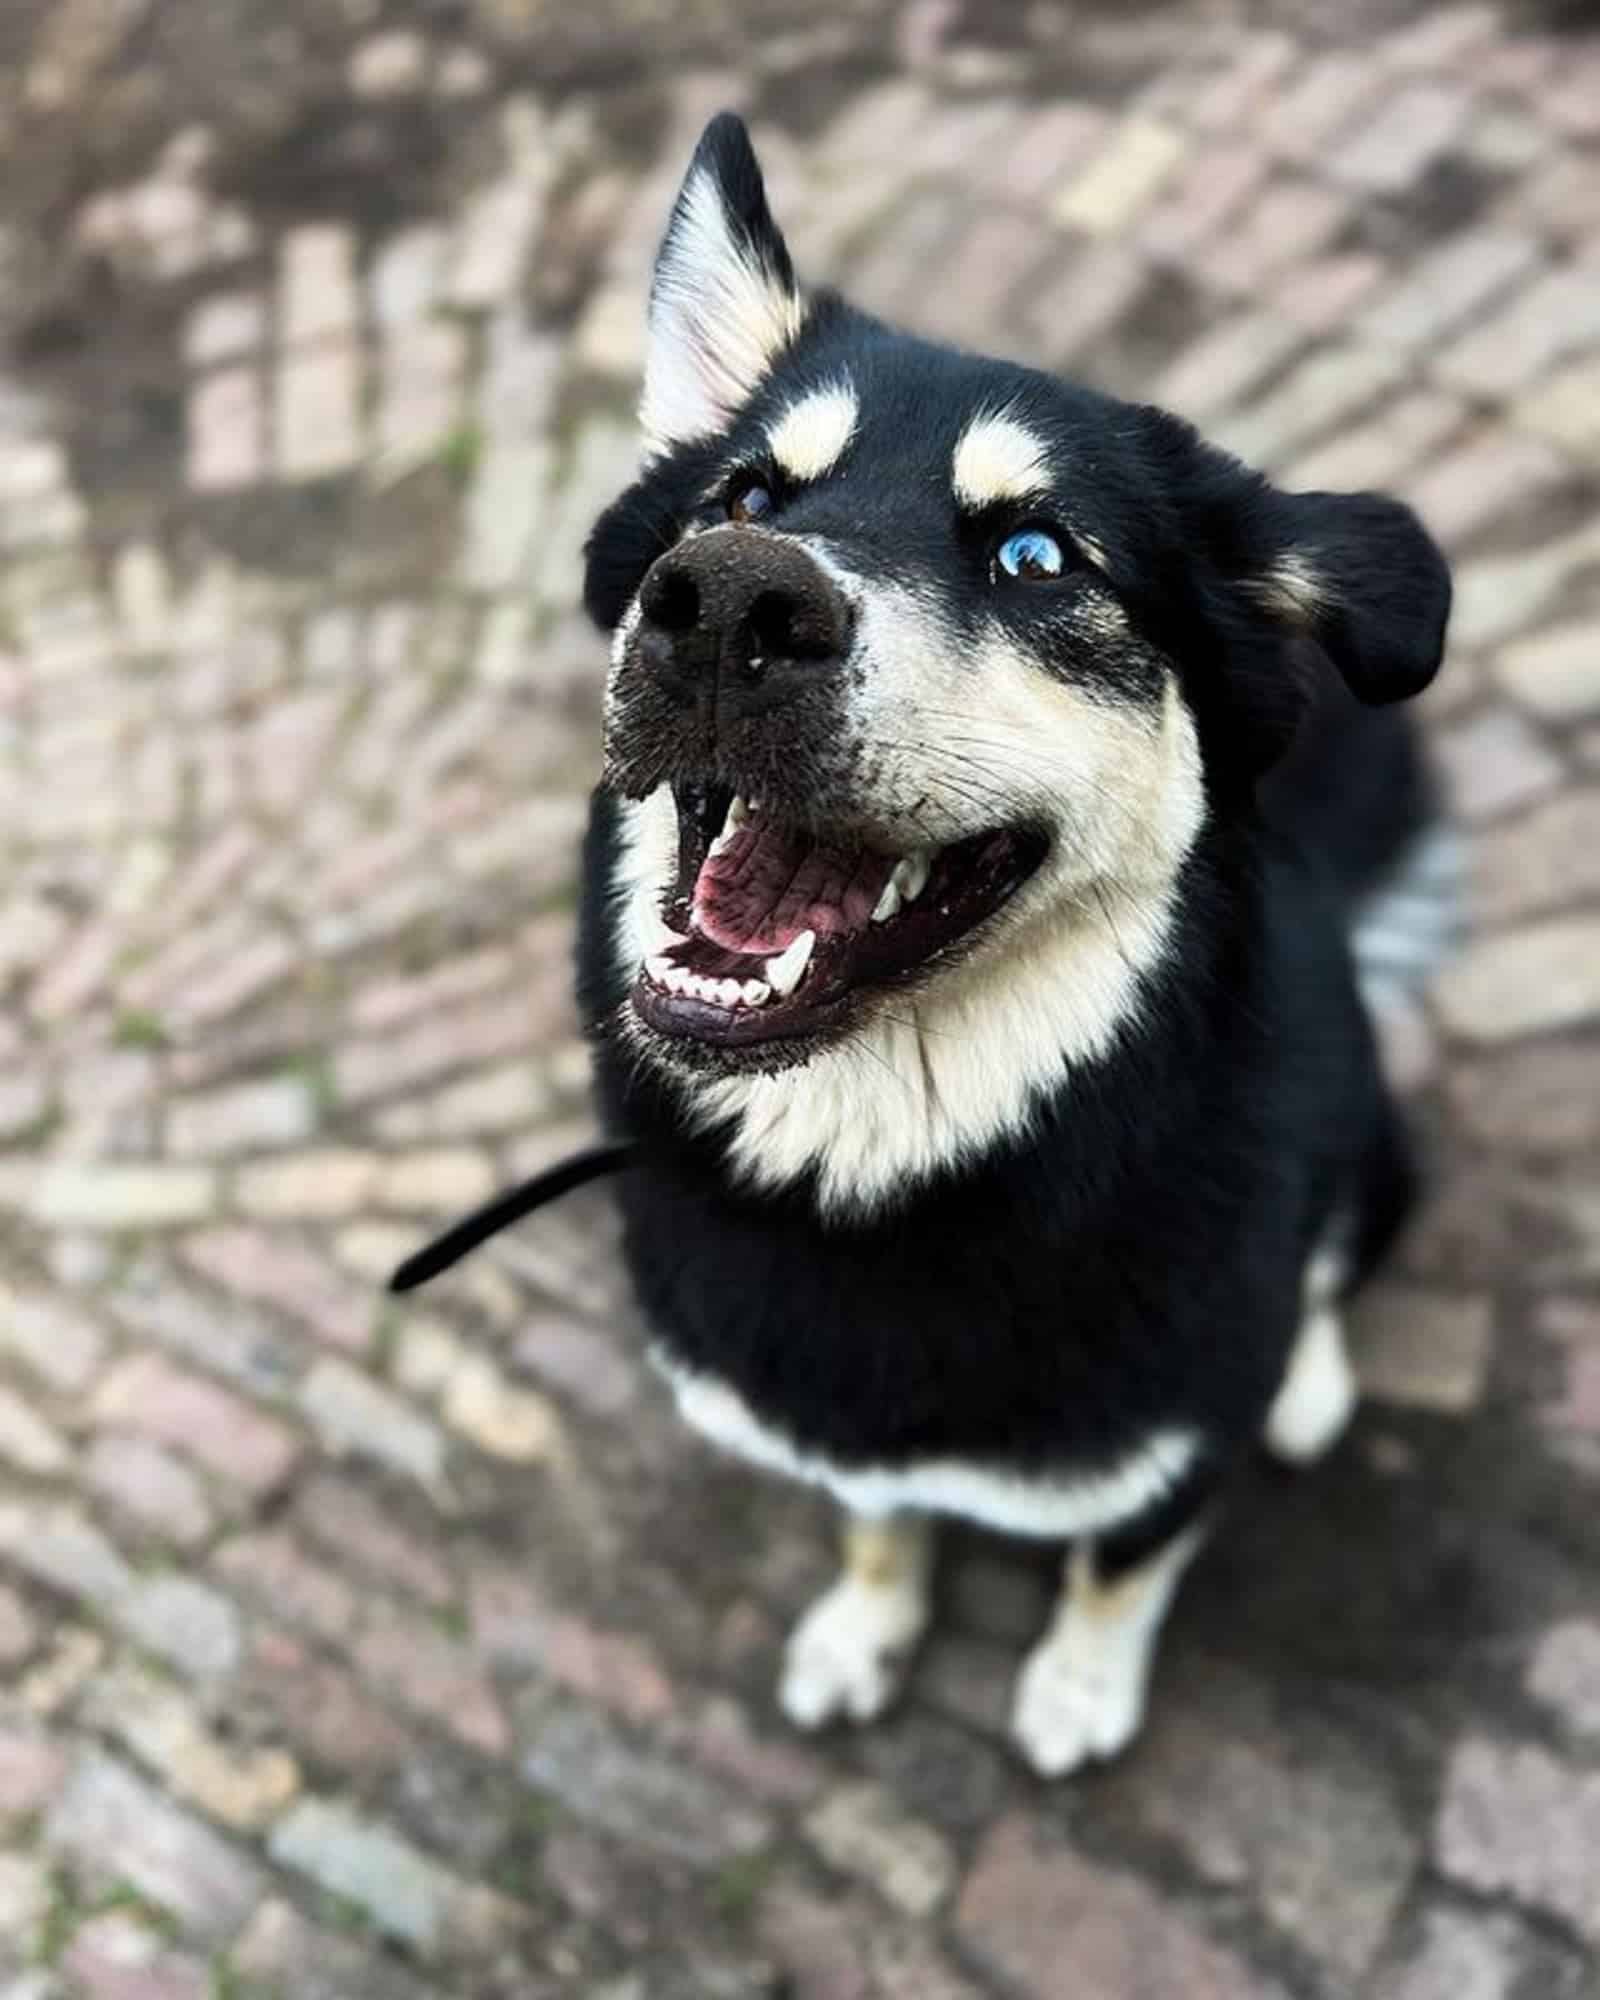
631;785;1047;1047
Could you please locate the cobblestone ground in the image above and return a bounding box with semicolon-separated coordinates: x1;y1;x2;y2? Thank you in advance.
1;1;1599;1994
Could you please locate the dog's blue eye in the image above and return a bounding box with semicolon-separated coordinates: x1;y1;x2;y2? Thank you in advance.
995;527;1065;582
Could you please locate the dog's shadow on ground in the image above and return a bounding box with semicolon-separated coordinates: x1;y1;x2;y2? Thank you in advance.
930;1403;1575;1758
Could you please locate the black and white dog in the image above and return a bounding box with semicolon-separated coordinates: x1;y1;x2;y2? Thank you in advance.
575;114;1452;1775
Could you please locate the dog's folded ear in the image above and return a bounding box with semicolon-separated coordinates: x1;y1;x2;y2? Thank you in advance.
640;112;804;458
1147;415;1452;782
1243;485;1452;709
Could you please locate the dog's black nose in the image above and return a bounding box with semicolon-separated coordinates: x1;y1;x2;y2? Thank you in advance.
637;526;850;682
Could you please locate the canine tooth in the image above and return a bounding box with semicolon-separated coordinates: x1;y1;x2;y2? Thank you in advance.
707;794;752;859
894;851;931;904
647;920;690;956
742;979;771;1006
871;878;902;924
765;929;815;998
665;966;691;994
645;954;672;982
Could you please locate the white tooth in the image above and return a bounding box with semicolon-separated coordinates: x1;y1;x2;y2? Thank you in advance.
742;979;771;1006
871;878;902;924
708;796;748;858
894;851;931;904
717;978;743;1007
707;830;735;858
765;929;816;999
748;797;762;815
645;955;672;983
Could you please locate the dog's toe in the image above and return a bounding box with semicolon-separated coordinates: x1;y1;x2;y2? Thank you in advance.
1264;1307;1357;1465
1011;1633;1145;1778
778;1576;922;1729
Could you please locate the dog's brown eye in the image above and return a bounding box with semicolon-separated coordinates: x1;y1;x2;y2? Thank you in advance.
728;476;774;524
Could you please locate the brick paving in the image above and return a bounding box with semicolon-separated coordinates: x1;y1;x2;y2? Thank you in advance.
0;1;1598;1993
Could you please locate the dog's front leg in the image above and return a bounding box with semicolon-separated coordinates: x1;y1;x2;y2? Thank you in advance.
780;1512;934;1728
1012;1521;1205;1777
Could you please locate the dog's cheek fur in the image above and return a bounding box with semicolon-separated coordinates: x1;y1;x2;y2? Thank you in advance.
835;575;1197;887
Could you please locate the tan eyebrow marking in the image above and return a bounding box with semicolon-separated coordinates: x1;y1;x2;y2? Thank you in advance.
952;412;1052;510
767;380;859;482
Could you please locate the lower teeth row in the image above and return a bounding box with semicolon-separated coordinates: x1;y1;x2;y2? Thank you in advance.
643;927;816;1011
646;961;771;1008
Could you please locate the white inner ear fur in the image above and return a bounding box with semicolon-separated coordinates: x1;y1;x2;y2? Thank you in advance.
1247;551;1328;621
608;566;1207;1217
952;411;1052;510
767;380;858;482
639;167;804;458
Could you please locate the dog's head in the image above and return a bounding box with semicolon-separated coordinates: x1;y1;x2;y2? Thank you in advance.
585;115;1449;1180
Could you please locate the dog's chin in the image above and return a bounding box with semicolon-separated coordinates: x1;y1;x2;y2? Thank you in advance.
622;781;1049;1076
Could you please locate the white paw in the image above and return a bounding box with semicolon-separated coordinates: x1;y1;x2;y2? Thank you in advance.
1011;1626;1147;1778
1265;1308;1357;1465
779;1577;926;1730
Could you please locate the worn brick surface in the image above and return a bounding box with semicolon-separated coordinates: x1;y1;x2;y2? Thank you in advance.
91;1355;300;1494
1109;1659;1420;1982
59;1912;212;2000
0;2;1595;1990
46;1751;266;1944
959;1813;1287;1998
1435;1737;1600;1944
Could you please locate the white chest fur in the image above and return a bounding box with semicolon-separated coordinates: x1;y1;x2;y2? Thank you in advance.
655;1354;1200;1538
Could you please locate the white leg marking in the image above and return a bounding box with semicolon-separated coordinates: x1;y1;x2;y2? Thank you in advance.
780;1515;933;1730
1264;1306;1358;1465
1011;1528;1202;1778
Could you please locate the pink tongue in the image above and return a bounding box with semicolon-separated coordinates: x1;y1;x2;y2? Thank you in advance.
693;822;896;955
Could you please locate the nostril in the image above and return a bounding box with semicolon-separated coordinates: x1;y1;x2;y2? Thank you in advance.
746;589;797;656
641;565;700;634
747;587;836;661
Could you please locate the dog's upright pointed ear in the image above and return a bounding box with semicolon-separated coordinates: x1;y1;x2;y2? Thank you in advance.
1241;484;1452;709
639;112;804;459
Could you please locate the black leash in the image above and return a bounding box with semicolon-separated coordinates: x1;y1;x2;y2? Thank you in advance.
387;1139;639;1294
